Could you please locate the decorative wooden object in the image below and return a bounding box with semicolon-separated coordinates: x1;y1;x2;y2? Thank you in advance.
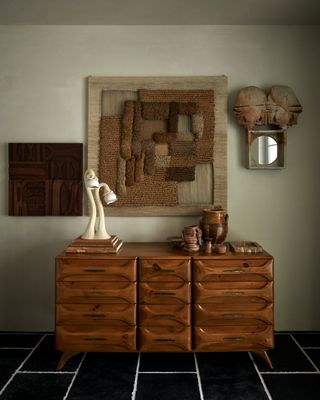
229;241;263;253
55;242;274;369
87;76;228;216
9;143;83;216
233;85;302;169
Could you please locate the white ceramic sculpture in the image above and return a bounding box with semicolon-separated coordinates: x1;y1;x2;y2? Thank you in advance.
81;169;117;240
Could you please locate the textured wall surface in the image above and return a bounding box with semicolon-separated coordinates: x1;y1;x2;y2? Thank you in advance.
0;25;319;331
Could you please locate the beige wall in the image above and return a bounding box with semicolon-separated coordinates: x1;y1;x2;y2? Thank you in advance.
0;25;319;331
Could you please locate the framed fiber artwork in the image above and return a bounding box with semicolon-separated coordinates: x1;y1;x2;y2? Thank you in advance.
87;76;227;216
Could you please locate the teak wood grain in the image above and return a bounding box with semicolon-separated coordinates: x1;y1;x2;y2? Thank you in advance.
139;259;191;282
55;242;274;369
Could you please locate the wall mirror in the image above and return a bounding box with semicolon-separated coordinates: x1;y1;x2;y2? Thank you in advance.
251;136;278;165
247;128;286;169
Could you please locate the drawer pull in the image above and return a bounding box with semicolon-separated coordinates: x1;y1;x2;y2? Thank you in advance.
83;269;105;273
153;292;176;296
223;337;244;341
153;264;175;273
223;291;243;295
155;314;176;319
223;313;243;318
154;339;176;342
84;337;107;341
83;313;106;319
83;291;104;296
243;263;250;268
223;269;245;273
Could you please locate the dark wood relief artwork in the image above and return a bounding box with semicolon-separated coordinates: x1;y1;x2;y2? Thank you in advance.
8;143;83;216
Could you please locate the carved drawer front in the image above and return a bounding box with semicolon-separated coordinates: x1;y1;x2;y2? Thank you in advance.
193;281;273;304
139;304;191;327
56;303;136;327
194;303;273;326
139;259;191;282
56;325;136;352
193;259;273;282
194;325;274;352
56;282;137;304
56;258;137;282
139;282;191;305
139;326;191;352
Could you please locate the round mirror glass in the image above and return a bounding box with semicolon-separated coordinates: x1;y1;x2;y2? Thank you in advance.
251;136;278;165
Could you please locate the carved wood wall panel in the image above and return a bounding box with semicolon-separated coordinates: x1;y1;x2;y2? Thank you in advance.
8;143;83;216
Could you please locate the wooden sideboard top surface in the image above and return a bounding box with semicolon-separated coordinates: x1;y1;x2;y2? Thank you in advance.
57;242;273;260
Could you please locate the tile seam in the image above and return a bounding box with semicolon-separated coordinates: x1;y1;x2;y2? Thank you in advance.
17;370;75;375
260;371;319;374
63;352;86;400
0;334;46;396
0;347;33;350
139;371;197;374
194;353;204;400
290;334;320;373
131;352;141;400
248;352;273;400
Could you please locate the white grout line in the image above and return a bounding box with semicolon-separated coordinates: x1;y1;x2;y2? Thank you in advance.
248;352;273;400
139;371;197;374
131;352;141;400
290;335;320;373
63;352;86;400
260;371;319;374
301;347;320;350
0;347;33;350
17;370;75;375
193;353;204;400
0;334;46;396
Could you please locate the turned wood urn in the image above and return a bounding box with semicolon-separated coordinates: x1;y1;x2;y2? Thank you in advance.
200;208;228;245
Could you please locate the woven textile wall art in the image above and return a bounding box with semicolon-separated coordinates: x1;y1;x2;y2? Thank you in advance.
88;76;227;216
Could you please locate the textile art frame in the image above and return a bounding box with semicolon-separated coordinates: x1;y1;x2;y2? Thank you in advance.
88;76;227;216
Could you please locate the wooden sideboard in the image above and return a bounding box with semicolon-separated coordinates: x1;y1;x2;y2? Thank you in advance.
55;242;274;369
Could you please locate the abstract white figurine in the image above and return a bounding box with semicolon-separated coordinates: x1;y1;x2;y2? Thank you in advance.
81;169;117;240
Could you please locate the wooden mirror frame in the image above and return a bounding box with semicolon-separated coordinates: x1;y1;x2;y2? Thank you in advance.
247;128;286;169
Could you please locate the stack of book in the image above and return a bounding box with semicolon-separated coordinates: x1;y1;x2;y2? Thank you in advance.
65;235;123;254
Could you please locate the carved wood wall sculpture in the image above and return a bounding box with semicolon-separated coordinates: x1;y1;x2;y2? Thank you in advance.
88;76;228;216
233;85;303;130
233;85;302;169
9;143;83;216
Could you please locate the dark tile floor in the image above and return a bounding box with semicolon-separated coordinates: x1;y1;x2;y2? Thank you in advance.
0;332;319;399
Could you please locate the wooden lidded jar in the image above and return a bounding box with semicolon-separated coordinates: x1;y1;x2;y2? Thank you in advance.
200;207;229;245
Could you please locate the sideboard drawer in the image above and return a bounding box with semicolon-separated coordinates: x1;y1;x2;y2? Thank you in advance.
193;281;273;303
139;304;191;327
139;326;191;351
194;325;274;352
139;282;191;305
194;303;273;326
56;282;137;304
56;258;137;282
56;325;136;352
139;259;191;282
56;303;136;326
193;259;273;281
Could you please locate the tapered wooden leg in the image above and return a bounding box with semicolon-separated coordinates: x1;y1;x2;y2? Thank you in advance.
252;350;273;369
57;351;79;370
